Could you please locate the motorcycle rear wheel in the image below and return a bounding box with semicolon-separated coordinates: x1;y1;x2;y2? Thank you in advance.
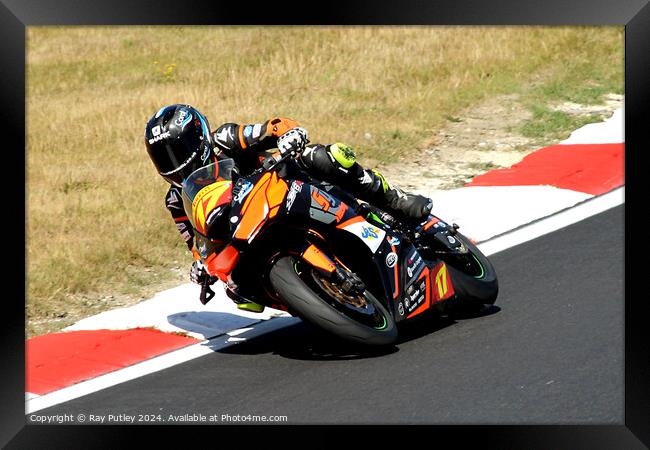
269;256;398;346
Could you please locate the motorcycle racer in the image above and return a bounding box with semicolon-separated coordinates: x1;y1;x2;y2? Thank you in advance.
144;104;433;308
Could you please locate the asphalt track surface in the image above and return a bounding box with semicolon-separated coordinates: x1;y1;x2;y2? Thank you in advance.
39;206;623;424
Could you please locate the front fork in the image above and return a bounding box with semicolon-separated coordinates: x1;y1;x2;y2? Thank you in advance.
299;242;365;295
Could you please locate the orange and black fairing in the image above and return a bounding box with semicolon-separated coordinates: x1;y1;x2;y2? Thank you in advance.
404;261;455;319
232;171;288;242
406;266;431;319
431;262;455;302
205;243;240;282
301;244;336;274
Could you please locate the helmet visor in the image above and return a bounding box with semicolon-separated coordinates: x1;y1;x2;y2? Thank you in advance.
156;132;202;170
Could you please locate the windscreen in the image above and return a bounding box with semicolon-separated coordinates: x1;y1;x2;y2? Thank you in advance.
181;159;235;231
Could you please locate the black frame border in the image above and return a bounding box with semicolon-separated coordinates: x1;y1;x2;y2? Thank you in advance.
5;0;648;447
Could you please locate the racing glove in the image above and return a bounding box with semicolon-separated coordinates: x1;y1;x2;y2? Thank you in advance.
190;260;209;285
277;127;309;155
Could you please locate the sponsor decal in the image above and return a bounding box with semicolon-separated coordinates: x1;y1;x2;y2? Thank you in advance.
197;241;208;258
310;187;336;210
175;109;192;129
252;124;262;139
398;302;405;316
168;190;180;205
216;127;232;143
166;190;183;210
152;125;161;136
308;187;348;224
148;132;171;144
243;125;253;138
447;235;457;245
406;254;423;278
387;235;401;246
385;252;397;268
233;180;254;204
404;283;426;315
341;220;386;254
359;171;373;185
361;226;380;239
407;249;418;263
200;145;211;162
285;180;303;212
433;263;452;300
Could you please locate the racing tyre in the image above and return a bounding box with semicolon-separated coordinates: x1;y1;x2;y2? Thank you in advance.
442;232;498;306
269;256;398;346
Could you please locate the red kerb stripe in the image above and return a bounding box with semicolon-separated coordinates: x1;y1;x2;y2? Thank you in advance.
26;329;199;395
467;143;624;195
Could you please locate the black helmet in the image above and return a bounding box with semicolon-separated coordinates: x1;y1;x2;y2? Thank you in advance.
145;104;214;188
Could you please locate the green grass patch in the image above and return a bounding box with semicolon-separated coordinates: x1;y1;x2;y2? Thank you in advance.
519;105;607;143
467;161;499;172
440;178;471;190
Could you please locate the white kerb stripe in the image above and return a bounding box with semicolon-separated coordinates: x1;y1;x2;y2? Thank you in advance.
477;187;623;256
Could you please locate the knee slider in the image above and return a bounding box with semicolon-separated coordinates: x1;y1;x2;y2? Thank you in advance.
328;143;357;169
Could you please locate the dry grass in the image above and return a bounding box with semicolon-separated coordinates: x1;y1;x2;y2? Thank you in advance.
26;26;623;336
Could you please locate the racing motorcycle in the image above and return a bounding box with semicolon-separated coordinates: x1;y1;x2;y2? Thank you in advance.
181;151;498;346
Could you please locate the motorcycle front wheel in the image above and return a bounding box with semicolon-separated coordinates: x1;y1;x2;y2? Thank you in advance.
440;232;499;306
269;256;398;346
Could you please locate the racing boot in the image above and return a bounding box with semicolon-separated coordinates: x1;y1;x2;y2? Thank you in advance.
374;172;433;220
225;283;265;313
236;301;265;313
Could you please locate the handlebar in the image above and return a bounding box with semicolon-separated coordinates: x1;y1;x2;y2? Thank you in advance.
258;148;301;174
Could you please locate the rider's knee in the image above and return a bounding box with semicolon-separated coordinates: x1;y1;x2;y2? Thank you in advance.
327;143;357;169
